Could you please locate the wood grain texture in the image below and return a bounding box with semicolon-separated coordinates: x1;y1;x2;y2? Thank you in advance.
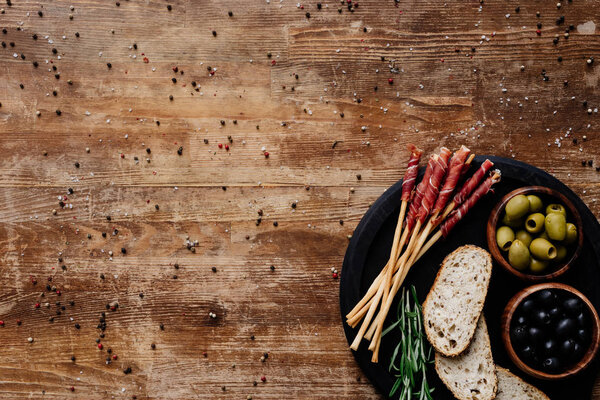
0;0;599;398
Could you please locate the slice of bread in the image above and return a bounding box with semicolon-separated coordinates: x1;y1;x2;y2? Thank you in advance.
495;367;550;400
435;316;497;400
423;245;492;356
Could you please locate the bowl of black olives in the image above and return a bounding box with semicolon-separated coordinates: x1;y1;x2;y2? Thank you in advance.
487;186;584;281
501;283;600;380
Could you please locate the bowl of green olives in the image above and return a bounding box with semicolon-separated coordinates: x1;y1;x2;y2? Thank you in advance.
486;186;584;281
501;283;600;380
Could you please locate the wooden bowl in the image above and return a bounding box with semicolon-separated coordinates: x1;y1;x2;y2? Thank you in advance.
486;186;584;281
501;282;600;380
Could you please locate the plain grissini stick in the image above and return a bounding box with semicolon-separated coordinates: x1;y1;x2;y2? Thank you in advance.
345;144;422;322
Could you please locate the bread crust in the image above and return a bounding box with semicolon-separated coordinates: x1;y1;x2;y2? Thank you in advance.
423;245;493;357
495;367;550;400
434;317;498;400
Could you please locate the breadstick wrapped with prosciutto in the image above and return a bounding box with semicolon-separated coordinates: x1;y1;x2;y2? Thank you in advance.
452;159;495;208
416;147;452;224
441;170;502;237
405;154;436;233
431;145;471;219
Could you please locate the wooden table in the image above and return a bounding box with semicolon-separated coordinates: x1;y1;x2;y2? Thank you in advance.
0;0;598;398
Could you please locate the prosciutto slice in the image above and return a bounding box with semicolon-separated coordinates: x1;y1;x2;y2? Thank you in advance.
405;154;436;232
401;144;423;202
452;159;494;207
432;145;471;216
441;170;501;237
416;147;452;223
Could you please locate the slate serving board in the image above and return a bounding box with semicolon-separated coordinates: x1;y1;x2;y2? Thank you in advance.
340;156;600;400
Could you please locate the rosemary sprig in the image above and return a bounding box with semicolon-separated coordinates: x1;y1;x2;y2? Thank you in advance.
382;285;434;400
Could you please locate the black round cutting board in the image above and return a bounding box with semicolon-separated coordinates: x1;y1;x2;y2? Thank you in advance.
340;156;600;400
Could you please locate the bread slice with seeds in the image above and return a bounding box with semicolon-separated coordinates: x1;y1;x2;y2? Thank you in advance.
423;245;492;356
435;316;497;400
495;367;550;400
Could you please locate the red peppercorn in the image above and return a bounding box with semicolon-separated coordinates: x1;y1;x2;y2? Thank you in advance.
98;343;103;350
264;151;269;158
112;355;118;360
388;78;393;84
120;153;125;159
56;290;61;296
70;386;75;392
0;321;4;326
218;143;223;149
332;272;338;279
35;303;40;308
260;376;266;382
536;29;541;35
225;144;229;151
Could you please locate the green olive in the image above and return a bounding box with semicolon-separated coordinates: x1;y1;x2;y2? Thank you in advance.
502;212;524;228
525;213;545;233
529;257;549;273
564;223;578;245
496;226;515;251
508;239;531;271
505;194;530;220
515;230;533;247
529;238;557;261
555;245;568;262
545;212;567;241
546;203;566;216
527;195;544;213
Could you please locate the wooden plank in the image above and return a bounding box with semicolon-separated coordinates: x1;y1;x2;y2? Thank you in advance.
0;0;599;398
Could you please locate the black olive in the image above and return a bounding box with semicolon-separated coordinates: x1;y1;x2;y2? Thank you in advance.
528;326;544;344
533;310;551;326
548;307;562;321
511;326;528;346
515;315;527;325
559;338;575;358
543;338;557;356
519;345;536;363
564;297;583;316
520;299;536;316
576;311;589;328
573;341;584;357
556;318;576;339
537;290;557;307
576;328;589;343
542;357;561;373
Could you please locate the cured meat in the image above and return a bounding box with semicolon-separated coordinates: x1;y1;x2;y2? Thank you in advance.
432;145;471;215
441;171;501;237
416;147;451;223
405;154;436;232
452;159;494;207
401;144;423;202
